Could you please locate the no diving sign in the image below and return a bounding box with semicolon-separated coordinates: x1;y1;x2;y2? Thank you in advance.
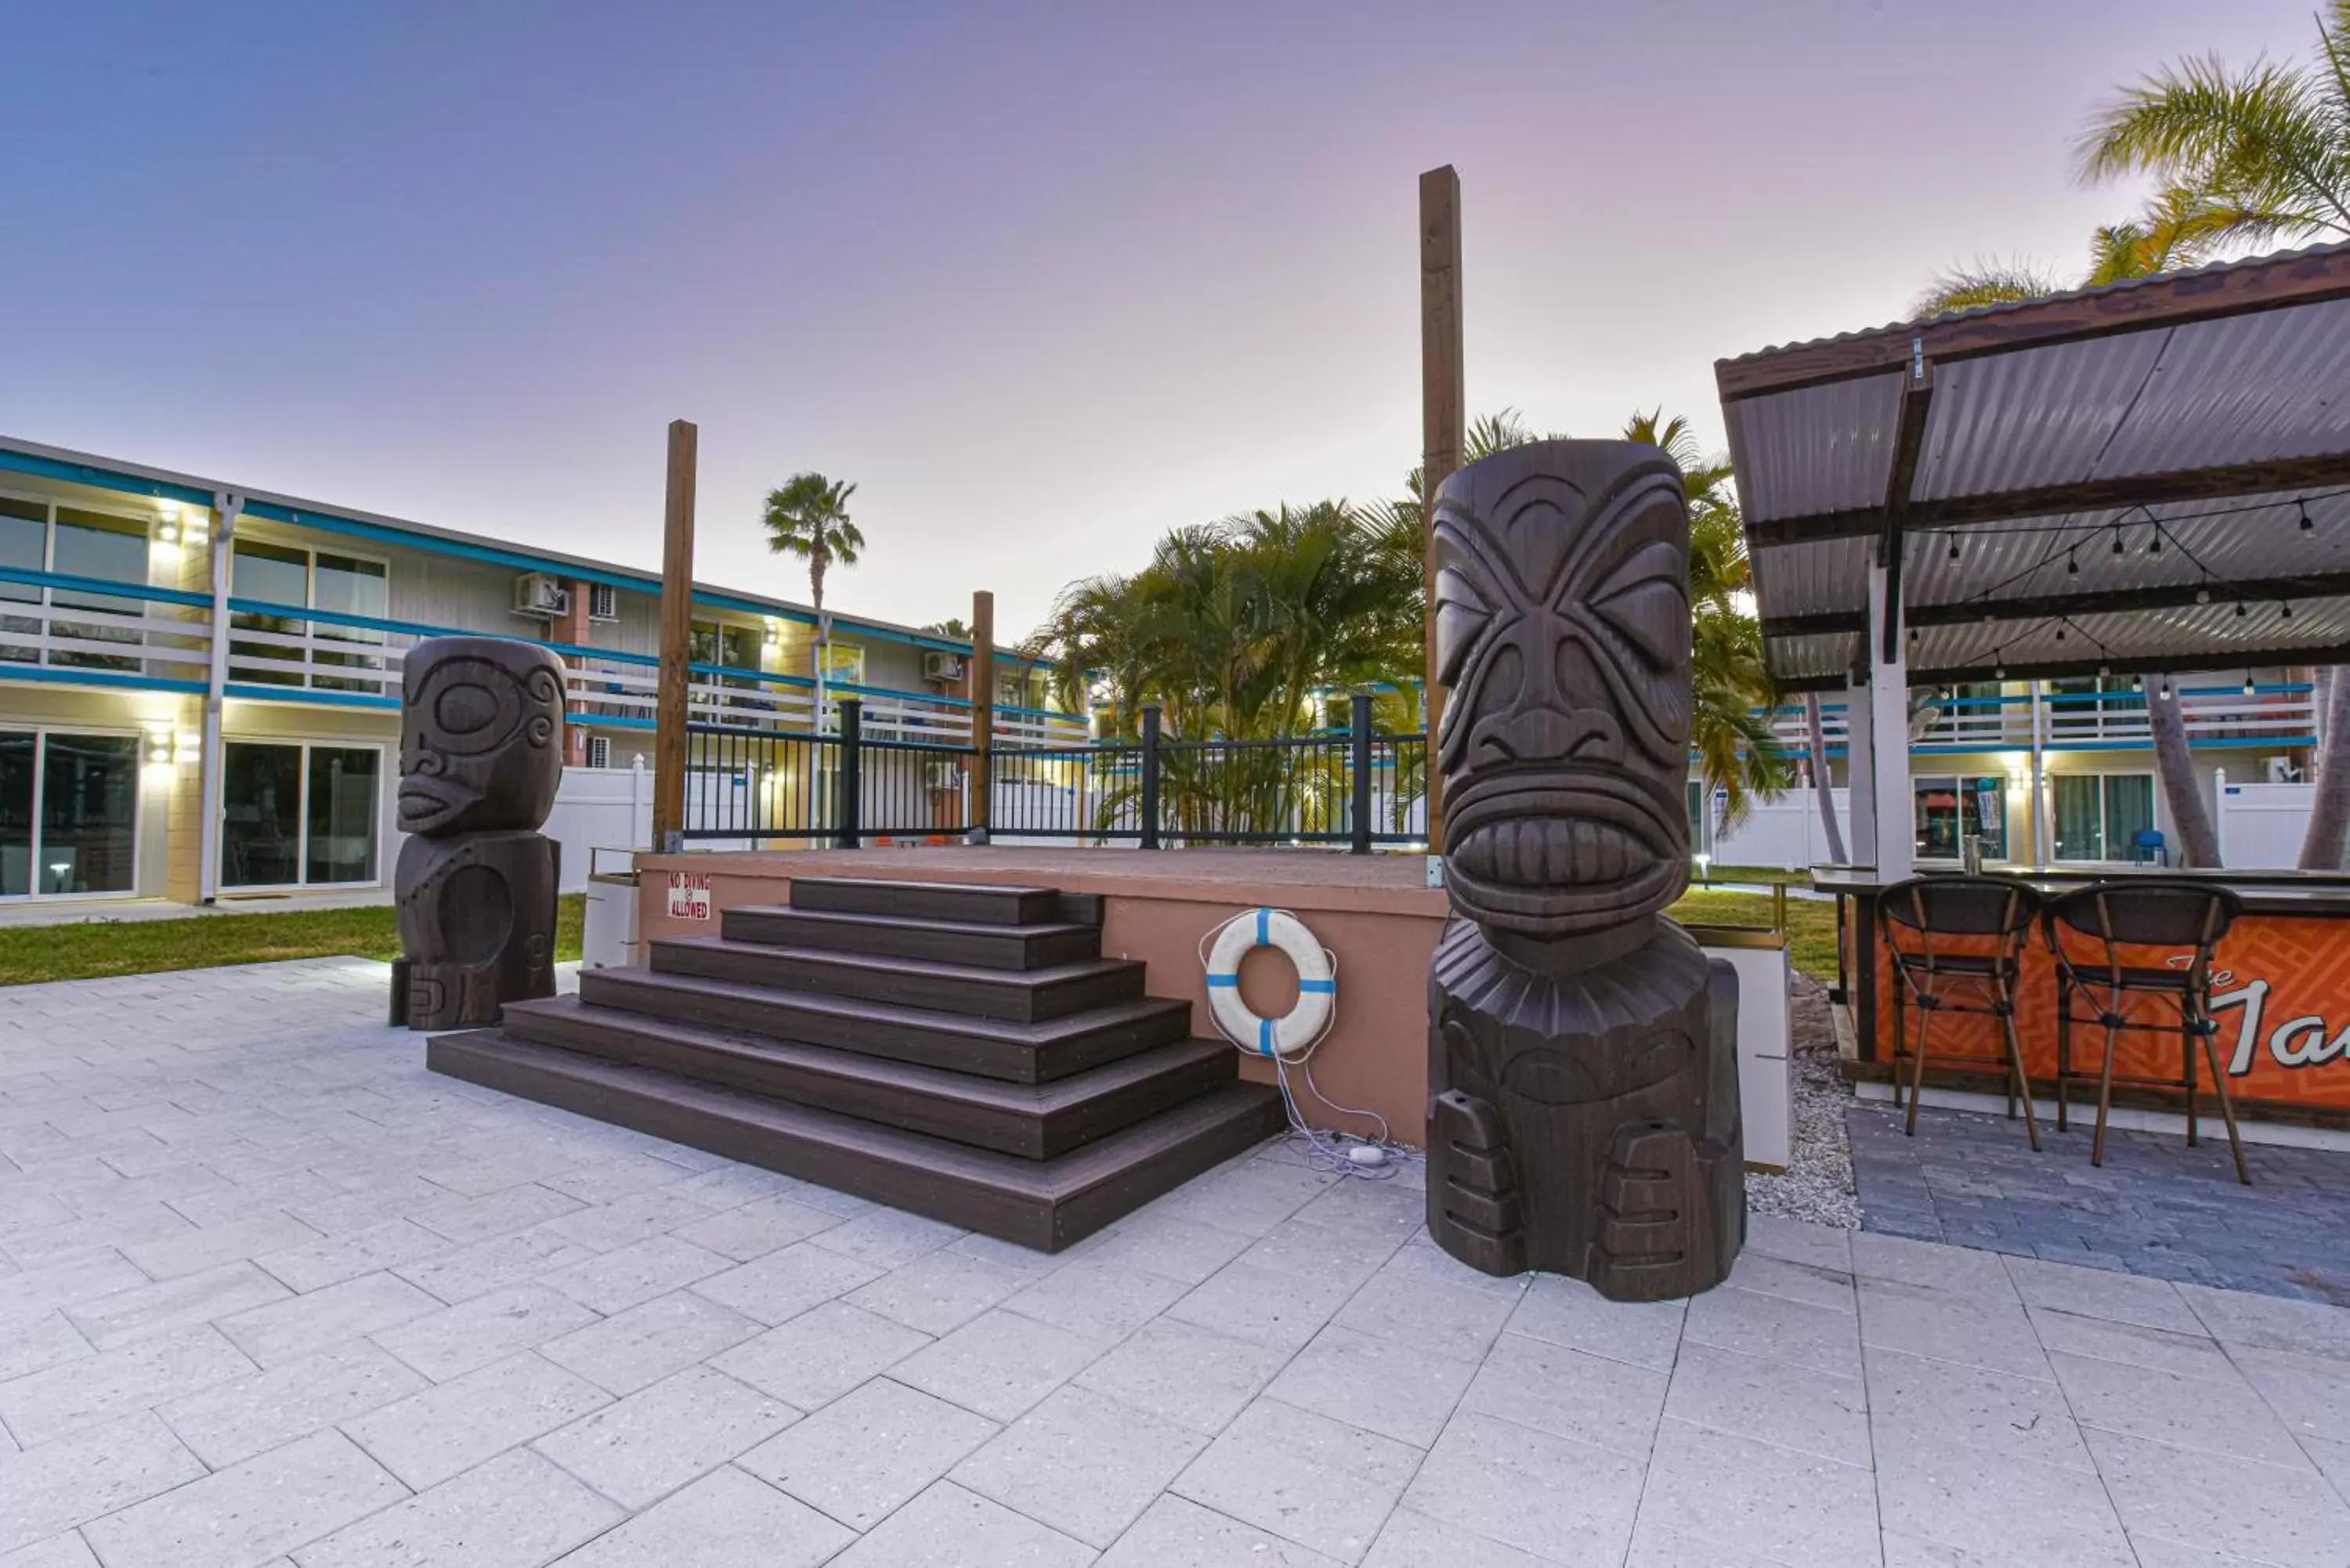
667;870;712;921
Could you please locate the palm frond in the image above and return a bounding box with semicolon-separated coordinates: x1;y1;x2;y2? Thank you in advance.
1911;261;2064;318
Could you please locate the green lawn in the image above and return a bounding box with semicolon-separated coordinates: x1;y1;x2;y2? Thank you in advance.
0;883;1835;993
0;894;587;988
1670;887;1839;984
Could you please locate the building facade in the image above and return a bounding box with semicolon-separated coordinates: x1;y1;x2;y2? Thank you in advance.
0;435;1079;909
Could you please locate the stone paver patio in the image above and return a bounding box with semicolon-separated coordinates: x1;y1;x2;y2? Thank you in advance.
0;959;2345;1567
1849;1097;2350;1303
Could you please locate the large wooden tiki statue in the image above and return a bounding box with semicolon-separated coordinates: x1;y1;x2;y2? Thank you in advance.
389;636;564;1031
1427;439;1744;1300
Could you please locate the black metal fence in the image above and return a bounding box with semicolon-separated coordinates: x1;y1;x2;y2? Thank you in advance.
683;694;1426;852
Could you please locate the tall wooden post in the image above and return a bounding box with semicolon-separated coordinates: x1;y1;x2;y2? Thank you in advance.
970;591;995;839
1420;164;1463;852
653;420;697;852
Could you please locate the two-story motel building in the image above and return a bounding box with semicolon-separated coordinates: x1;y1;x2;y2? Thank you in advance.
0;435;1080;910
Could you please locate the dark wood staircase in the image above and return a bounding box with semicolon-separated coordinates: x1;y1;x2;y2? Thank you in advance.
427;876;1285;1251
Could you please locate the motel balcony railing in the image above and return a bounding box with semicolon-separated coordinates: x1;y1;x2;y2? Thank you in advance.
0;567;215;693
0;572;1092;748
1761;683;2319;754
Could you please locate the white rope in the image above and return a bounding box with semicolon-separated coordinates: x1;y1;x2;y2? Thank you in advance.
1198;910;1418;1181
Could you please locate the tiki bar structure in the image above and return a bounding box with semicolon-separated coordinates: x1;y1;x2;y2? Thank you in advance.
1717;240;2350;1145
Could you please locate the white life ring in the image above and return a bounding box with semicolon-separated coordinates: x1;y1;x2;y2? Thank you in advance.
1204;907;1335;1059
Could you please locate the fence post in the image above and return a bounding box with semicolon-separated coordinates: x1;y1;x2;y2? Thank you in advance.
837;698;863;850
1139;703;1162;851
1350;691;1374;854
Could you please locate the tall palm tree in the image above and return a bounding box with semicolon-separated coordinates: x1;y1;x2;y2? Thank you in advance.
2075;5;2350;251
1914;9;2350;865
761;473;863;726
1621;409;1793;832
2078;3;2350;865
1802;692;1848;863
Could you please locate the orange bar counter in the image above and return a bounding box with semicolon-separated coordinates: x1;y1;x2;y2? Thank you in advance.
1816;866;2350;1125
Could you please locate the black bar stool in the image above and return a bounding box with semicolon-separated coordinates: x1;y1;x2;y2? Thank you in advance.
2044;880;2249;1183
1876;876;2044;1148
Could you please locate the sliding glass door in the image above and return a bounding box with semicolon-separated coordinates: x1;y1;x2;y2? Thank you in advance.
222;741;381;889
0;729;139;898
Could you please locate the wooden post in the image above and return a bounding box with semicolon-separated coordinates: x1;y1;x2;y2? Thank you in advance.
1420;164;1463;853
970;591;995;838
652;420;697;853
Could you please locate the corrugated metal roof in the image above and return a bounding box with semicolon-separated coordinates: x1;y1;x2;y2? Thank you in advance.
1913;595;2350;675
1726;372;1902;523
1752;535;1872;622
1913;331;2169;503
1728;240;2350;677
1904;490;2350;611
1768;630;1862;685
1719;238;2350;367
2095;300;2350;475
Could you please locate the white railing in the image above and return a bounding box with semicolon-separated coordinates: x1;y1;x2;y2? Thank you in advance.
0;574;213;688
1761;685;2319;753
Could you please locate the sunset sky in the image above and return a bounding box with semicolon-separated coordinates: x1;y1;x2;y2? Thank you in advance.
0;1;2324;636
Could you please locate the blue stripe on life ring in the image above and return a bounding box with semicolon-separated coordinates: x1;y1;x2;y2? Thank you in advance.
1299;979;1335;993
1258;1017;1274;1055
1206;974;1239;988
1256;907;1270;945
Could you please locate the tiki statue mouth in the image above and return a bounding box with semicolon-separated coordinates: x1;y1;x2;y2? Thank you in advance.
1444;771;1687;938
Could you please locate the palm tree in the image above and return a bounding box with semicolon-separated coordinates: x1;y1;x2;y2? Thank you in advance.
1802;692;1848;863
2078;4;2350;865
1621;409;1793;832
761;473;863;726
2075;5;2350;251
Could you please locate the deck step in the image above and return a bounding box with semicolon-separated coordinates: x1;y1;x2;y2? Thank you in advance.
721;905;1101;970
502;995;1231;1158
784;876;1065;927
426;1030;1285;1251
577;966;1191;1083
650;935;1145;1022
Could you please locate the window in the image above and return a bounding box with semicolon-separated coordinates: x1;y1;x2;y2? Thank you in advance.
230;540;390;693
0;497;41;664
1914;774;2007;862
588;582;618;622
221;741;381;888
2053;773;2156;862
817;641;863;685
586;733;612;769
1686;779;1712;858
0;729;139;898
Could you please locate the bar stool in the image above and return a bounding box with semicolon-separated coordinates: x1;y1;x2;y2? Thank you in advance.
2044;881;2249;1183
1876;876;2043;1148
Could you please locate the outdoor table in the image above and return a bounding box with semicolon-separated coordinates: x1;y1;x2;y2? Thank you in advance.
1815;865;2350;1127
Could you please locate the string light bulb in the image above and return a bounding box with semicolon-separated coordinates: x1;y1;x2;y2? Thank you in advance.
2301;499;2315;533
2236;601;2248;618
1947;537;1960;560
2148;529;2163;557
2283;601;2295;621
2067;549;2079;576
2244;670;2257;695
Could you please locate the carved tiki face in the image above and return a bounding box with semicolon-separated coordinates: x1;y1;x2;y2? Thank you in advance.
398;636;566;836
1434;440;1693;940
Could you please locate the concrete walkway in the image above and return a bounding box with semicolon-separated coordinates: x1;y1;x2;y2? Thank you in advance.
0;889;393;930
2;960;2345;1566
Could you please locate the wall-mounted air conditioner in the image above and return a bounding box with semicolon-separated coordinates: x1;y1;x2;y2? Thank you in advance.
2268;756;2305;783
513;573;571;619
587;582;619;622
922;650;967;682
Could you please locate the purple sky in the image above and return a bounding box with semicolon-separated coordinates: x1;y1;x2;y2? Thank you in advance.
0;1;2321;636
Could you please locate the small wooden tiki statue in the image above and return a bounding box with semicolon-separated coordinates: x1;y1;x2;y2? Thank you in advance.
1426;439;1744;1300
389;636;565;1031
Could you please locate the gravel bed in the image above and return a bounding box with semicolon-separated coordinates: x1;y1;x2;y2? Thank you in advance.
1745;970;1861;1228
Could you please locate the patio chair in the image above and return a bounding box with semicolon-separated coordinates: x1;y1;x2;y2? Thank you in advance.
1876;875;2044;1149
2131;828;2169;867
2044;880;2248;1183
